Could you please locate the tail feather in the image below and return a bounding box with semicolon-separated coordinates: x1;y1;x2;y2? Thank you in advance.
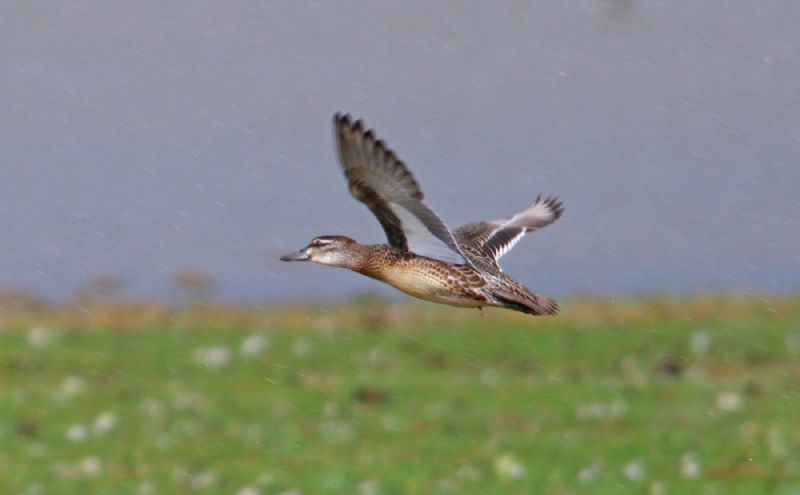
494;294;559;316
490;279;559;316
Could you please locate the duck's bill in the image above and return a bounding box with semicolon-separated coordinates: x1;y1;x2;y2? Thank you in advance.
280;249;310;262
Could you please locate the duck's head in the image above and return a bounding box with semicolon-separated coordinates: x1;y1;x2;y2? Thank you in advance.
280;235;358;267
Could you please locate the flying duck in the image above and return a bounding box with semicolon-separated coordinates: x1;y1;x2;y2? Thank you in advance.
281;114;563;316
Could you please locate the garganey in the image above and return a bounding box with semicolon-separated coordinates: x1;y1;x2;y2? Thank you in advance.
281;114;564;316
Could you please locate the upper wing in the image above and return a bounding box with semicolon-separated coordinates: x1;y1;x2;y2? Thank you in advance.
334;113;470;265
454;196;563;269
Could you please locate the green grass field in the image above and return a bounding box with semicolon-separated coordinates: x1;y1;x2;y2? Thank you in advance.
2;299;800;494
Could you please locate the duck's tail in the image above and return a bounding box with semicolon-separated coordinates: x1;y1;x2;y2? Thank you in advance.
490;279;559;316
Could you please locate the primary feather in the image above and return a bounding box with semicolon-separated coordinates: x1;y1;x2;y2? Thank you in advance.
334;113;471;266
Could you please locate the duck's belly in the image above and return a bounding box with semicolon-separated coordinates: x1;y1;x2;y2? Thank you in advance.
376;264;486;308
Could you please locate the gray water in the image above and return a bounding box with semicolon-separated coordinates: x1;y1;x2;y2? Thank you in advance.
1;1;798;301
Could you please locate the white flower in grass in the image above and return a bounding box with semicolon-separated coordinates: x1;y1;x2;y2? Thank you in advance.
236;486;261;495
27;326;51;347
190;472;216;489
323;401;340;418
380;414;400;432
680;451;701;479
173;392;210;411
436;478;456;492
623;460;645;481
685;363;706;382
137;481;157;495
367;347;387;367
717;391;743;412
650;481;666;495
93;411;117;434
140;397;163;417
578;466;599;482
80;457;102;477
690;330;713;357
193;346;231;368
576;400;625;420
481;368;500;387
319;420;354;444
66;424;88;442
240;333;268;357
609;399;627;417
58;375;86;400
357;480;380;495
494;453;525;480
293;340;312;358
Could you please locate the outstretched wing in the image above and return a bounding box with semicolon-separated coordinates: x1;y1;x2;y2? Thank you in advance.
334;113;470;265
454;196;563;270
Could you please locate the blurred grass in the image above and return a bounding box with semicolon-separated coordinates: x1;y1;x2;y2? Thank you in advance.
1;296;799;494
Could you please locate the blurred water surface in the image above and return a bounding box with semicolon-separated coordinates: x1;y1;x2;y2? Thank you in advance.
1;1;798;300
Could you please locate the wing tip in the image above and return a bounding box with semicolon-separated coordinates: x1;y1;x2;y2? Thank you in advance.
333;113;425;200
334;112;364;134
333;112;370;143
333;111;349;128
531;195;565;220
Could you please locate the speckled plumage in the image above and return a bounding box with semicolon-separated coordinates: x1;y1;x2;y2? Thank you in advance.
280;114;563;316
355;245;489;308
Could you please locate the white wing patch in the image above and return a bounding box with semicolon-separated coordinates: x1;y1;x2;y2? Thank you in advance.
486;197;562;264
490;229;526;262
454;196;563;269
